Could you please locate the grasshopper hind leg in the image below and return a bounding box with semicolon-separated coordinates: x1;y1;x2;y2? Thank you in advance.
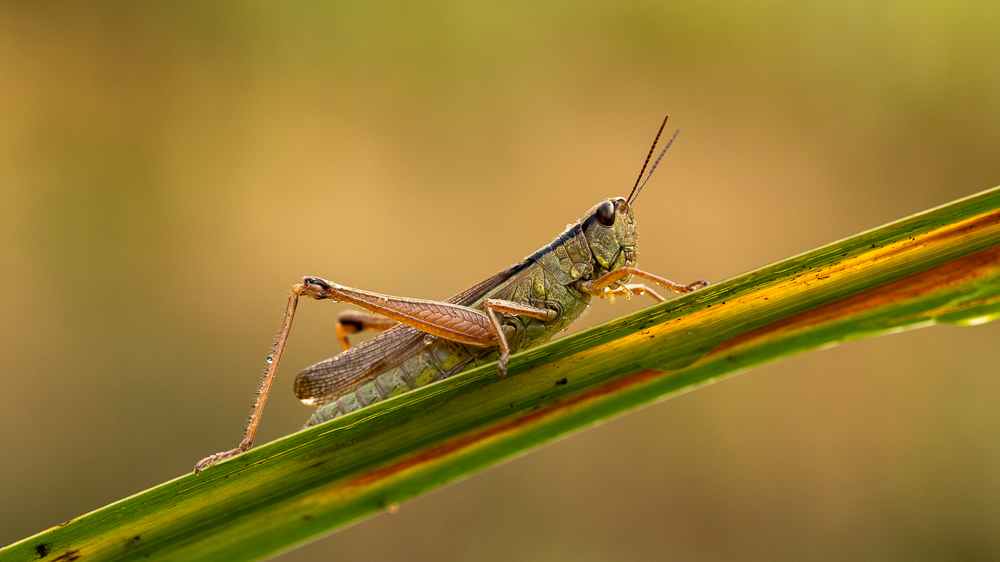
194;282;309;473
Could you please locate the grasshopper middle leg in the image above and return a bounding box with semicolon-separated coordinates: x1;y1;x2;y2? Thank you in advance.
482;298;559;375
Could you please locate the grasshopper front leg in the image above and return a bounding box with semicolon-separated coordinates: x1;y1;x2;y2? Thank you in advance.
576;267;709;298
608;283;664;302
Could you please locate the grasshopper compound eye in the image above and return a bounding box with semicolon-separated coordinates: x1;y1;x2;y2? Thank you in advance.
596;200;616;227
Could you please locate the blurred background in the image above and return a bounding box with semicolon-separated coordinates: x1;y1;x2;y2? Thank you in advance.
2;1;1000;560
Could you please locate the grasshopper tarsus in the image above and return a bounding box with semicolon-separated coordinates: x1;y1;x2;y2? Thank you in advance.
194;442;248;474
685;279;711;292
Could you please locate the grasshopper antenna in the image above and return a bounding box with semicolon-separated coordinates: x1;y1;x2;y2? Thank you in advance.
627;114;668;203
627;115;680;205
631;128;680;204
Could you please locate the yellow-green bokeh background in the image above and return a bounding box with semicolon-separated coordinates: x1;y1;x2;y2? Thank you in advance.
2;2;1000;560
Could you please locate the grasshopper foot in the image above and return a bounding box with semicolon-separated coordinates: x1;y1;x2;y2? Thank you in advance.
684;279;710;292
194;443;249;474
498;350;510;377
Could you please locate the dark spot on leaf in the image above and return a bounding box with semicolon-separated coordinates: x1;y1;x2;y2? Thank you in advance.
35;544;50;557
52;551;82;562
555;378;568;386
302;514;313;521
125;536;141;549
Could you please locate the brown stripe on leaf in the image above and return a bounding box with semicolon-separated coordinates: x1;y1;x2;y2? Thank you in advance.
711;244;1000;355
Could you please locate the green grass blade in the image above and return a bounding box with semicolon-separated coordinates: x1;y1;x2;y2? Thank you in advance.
4;187;1000;562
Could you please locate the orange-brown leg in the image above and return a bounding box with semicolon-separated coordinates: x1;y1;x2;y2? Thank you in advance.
195;283;307;473
482;298;559;376
609;283;666;302
576;267;708;298
336;310;398;350
196;278;561;473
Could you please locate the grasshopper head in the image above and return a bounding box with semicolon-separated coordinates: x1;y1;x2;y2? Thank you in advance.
581;115;678;284
582;197;638;275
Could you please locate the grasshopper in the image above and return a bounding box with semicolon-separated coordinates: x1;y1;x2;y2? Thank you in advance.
195;115;708;473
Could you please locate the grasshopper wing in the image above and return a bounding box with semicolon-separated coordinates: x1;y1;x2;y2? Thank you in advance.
293;324;426;404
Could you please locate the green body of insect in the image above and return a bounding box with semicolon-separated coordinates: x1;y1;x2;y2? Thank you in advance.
296;197;641;426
